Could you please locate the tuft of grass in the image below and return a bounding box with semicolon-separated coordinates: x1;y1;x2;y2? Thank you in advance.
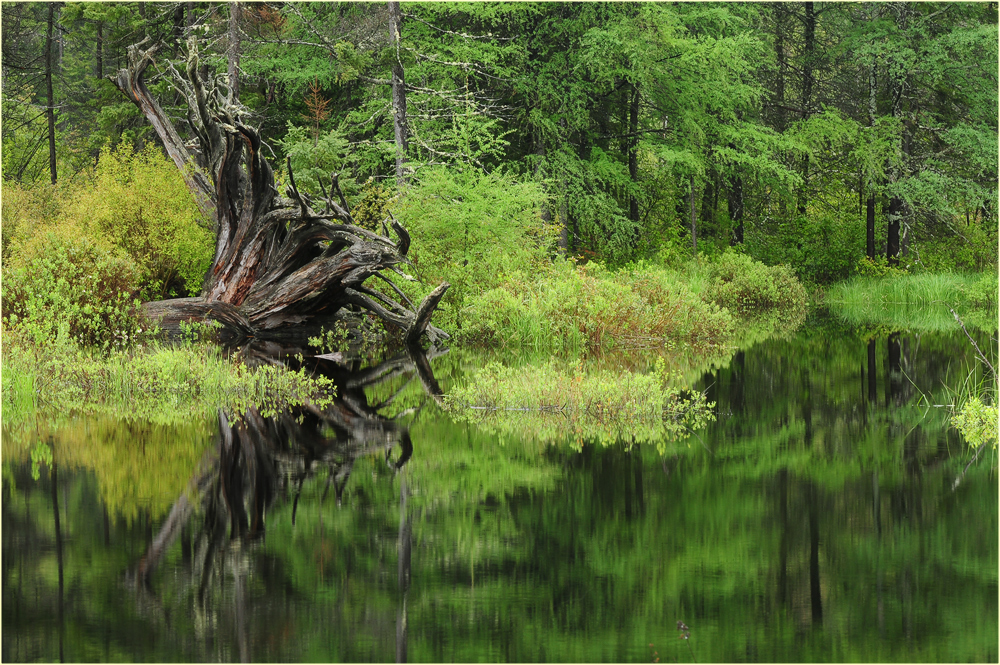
456;252;809;357
826;272;998;332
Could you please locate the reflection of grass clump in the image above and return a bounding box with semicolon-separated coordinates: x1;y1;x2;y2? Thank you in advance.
445;359;714;450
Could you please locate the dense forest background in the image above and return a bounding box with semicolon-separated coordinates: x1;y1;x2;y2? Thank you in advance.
3;1;997;290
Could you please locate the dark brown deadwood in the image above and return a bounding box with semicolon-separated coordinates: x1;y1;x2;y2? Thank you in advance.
112;38;448;344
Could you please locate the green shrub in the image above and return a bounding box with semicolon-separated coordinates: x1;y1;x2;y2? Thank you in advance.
855;254;909;278
952;396;999;451
351;178;399;232
2;229;146;351
958;272;999;311
275;124;359;201
915;221;998;274
705;249;809;318
393;166;555;330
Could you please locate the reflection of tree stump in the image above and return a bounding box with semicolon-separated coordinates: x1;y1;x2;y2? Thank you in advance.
112;38;448;344
133;345;444;590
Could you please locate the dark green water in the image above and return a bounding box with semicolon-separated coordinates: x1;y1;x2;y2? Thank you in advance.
3;325;997;662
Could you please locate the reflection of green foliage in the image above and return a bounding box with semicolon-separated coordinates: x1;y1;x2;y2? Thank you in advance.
6;415;214;522
29;439;52;481
3;326;997;662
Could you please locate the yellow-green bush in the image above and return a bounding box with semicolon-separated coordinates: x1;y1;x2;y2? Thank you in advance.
952;396;998;451
63;143;214;298
4;144;213;300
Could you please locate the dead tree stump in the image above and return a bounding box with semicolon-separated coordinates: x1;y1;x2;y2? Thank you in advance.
112;38;448;345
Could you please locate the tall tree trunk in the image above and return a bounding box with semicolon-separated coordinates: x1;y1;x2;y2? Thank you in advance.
689;176;697;254
227;2;241;104
773;3;787;134
773;3;788;217
628;83;640;225
886;4;909;267
866;195;877;260
45;3;57;185
388;1;408;185
798;1;816;215
887;195;902;266
96;21;104;79
729;170;744;245
866;45;878;260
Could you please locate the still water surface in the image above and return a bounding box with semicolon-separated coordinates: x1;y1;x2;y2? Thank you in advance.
3;322;997;662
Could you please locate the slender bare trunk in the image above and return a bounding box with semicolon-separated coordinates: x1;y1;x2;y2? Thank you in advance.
227;2;241;104
628;83;640;225
45;3;57;185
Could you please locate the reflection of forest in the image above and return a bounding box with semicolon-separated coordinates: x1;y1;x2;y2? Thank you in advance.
2;328;996;662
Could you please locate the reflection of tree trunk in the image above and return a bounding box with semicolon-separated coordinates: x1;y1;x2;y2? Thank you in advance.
777;468;788;607
633;451;644;516
136;453;217;584
886;333;901;407
730;350;746;415
51;463;66;663
801;366;813;446
234;559;250;663
873;471;884;638
134;345;443;607
808;483;822;624
396;470;410;663
867;338;877;404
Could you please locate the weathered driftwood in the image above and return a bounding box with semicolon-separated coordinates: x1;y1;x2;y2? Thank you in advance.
112;38;448;345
